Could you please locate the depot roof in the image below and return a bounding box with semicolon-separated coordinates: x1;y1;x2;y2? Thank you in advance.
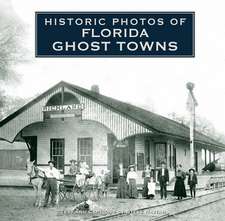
0;81;225;150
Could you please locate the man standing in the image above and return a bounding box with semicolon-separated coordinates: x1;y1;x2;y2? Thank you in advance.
157;161;169;199
43;160;60;207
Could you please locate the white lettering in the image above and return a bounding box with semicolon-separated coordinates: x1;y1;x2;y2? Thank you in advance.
52;41;63;51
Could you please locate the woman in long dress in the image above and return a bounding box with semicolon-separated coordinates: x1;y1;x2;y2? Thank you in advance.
127;165;138;199
142;164;153;198
116;163;127;198
174;164;187;200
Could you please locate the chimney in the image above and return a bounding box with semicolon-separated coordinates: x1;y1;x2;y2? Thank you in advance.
91;85;100;94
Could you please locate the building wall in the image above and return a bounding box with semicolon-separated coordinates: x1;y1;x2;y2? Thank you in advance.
175;141;190;172
0;141;27;150
174;140;205;172
0;141;29;170
22;117;112;174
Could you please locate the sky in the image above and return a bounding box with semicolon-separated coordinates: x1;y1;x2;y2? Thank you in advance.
1;0;225;134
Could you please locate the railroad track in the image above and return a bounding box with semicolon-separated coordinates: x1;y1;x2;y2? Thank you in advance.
153;195;225;221
88;188;225;221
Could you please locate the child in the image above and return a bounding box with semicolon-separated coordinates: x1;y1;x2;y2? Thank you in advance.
188;168;198;198
147;176;156;200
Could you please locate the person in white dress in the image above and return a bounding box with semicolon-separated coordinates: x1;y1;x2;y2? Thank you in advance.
147;176;156;200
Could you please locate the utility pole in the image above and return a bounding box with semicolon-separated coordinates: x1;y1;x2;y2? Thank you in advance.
186;82;198;169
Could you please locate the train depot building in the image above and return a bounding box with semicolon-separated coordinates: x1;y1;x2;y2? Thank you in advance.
0;81;224;183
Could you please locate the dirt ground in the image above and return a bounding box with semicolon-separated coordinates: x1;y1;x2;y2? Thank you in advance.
0;187;169;221
1;187;225;221
0;187;99;221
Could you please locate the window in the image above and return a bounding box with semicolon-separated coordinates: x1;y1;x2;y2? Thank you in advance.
78;138;93;169
137;152;144;171
50;139;65;172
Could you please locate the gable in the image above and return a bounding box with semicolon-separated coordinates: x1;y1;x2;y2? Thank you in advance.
0;82;152;142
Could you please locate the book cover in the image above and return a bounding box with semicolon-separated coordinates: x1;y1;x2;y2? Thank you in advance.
0;0;224;220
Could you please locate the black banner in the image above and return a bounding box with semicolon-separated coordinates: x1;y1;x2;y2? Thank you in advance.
35;12;195;57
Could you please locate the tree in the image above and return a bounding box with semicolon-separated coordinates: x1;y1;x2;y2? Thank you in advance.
0;2;28;82
0;94;31;120
0;1;29;120
168;112;225;144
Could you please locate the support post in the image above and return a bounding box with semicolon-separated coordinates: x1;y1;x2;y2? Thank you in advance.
189;101;195;169
186;82;198;170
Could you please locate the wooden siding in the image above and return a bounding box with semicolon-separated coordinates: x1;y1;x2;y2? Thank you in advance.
0;86;151;142
0;88;61;142
65;88;152;140
0;149;29;170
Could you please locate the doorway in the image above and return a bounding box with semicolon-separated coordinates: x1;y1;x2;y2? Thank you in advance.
109;136;135;183
23;136;37;163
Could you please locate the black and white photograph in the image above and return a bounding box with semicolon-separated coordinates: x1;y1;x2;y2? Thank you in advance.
0;1;225;220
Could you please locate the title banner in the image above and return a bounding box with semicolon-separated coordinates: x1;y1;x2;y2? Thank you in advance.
35;12;195;57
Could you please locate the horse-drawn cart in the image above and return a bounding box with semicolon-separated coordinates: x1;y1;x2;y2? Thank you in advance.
58;175;76;201
58;174;105;202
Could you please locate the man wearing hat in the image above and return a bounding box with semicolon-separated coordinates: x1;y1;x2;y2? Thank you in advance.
157;161;169;199
43;160;60;207
188;168;198;198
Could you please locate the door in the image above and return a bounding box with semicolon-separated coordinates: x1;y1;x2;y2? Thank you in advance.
155;143;167;168
50;139;65;172
112;137;135;183
145;140;150;165
23;136;37;163
113;147;129;183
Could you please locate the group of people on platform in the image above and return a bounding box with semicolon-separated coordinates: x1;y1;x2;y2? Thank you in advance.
40;159;198;207
116;161;198;200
